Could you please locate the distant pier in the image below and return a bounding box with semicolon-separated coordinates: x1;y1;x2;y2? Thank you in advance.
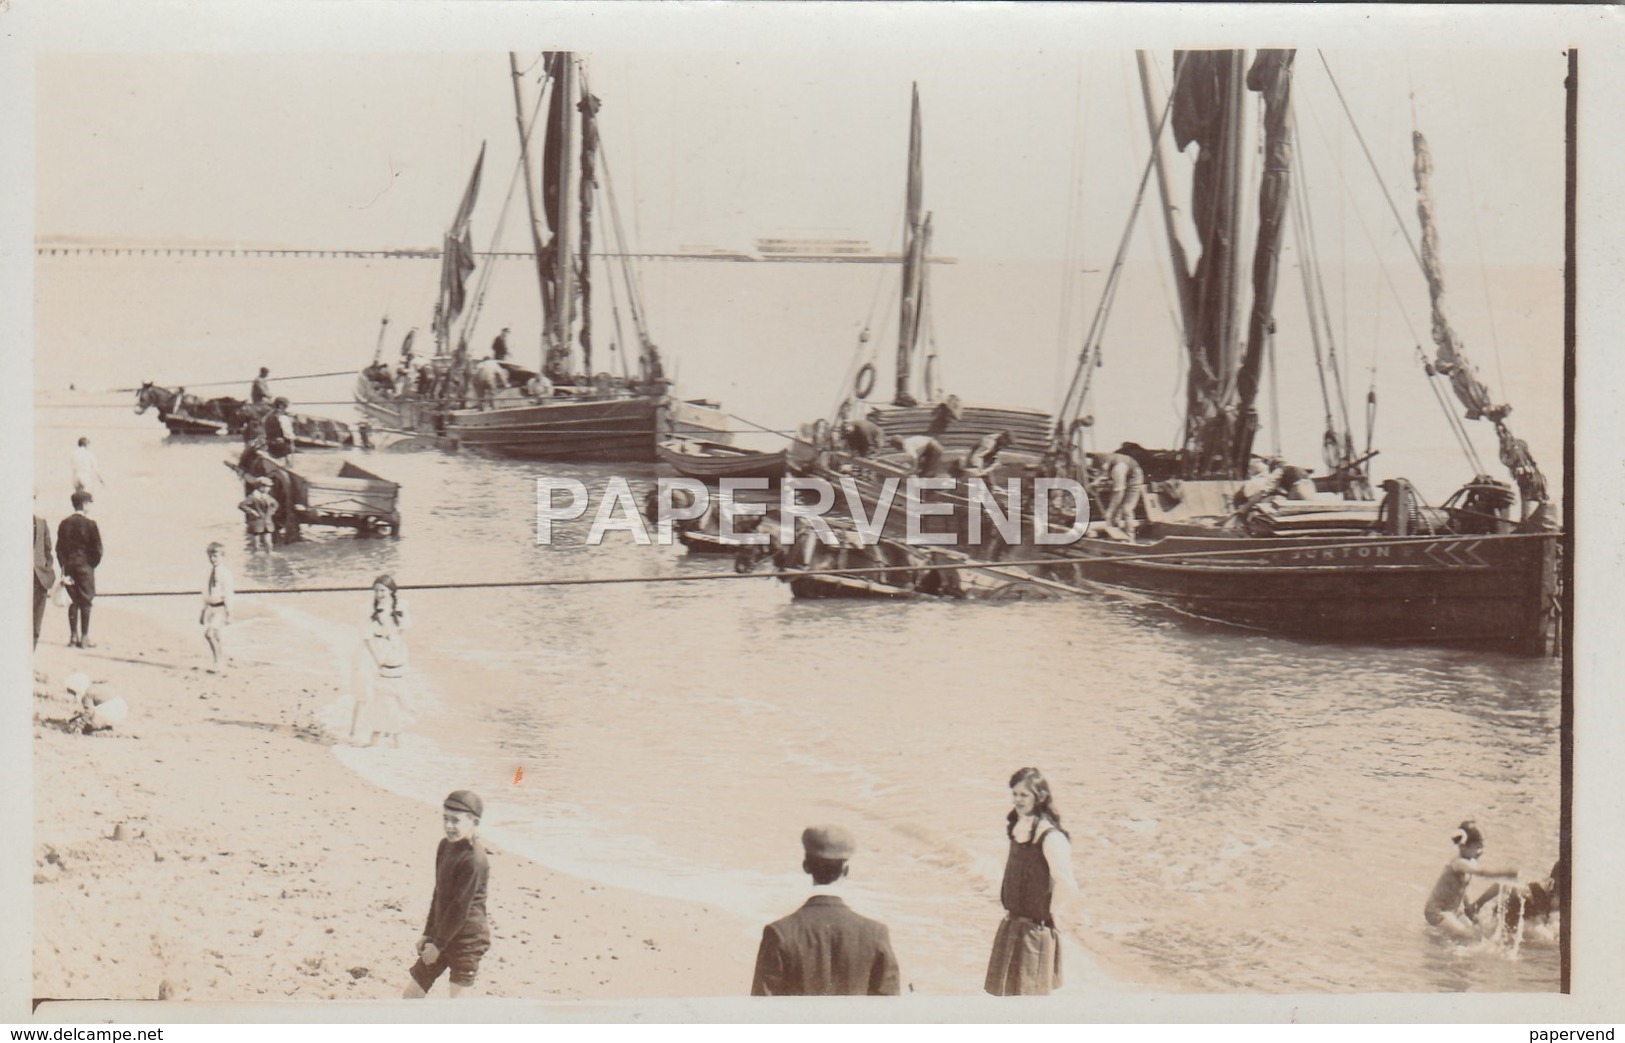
35;246;957;264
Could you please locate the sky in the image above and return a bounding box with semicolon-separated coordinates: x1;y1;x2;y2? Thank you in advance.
33;45;1564;274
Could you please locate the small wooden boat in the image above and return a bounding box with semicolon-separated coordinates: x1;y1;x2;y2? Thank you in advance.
732;515;967;600
658;439;788;481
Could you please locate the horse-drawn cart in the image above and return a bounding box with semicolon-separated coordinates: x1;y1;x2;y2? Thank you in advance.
230;454;402;538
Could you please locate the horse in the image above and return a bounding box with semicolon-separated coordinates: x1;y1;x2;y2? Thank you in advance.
134;383;242;432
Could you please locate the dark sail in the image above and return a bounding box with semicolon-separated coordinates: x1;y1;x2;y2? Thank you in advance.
894;83;924;407
1412;129;1549;508
435;143;485;352
539;53;567;376
578;89;601;377
1234;49;1296;468
1171;50;1248;478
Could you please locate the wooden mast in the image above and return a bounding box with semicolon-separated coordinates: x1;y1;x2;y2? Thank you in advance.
555;55;577;375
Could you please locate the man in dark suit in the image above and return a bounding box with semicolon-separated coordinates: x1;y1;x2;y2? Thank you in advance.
33;492;56;649
56;491;103;649
750;825;900;997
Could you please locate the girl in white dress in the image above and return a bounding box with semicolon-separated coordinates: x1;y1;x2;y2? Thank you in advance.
352;574;411;747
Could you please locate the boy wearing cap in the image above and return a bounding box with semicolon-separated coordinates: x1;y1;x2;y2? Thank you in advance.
238;478;279;554
750;825;900;997
404;790;491;998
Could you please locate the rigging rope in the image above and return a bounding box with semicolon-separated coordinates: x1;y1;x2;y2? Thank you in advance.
1442;57;1510;403
103;371;363;394
1288;174;1338;440
1292;124;1358;457
1053;64;1091;415
1315;51;1425;276
90;532;1558;601
1056;58;1186;433
1415;344;1486;474
461;87;548;348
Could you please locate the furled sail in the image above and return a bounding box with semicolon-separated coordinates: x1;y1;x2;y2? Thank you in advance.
540;52;573;381
1412;130;1549;507
577;89;601;377
434;143;486;353
1171;50;1248;478
1235;49;1295;468
894;83;924;407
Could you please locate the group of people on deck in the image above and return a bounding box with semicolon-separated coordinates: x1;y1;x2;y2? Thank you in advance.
831;416;1151;541
365;327;561;409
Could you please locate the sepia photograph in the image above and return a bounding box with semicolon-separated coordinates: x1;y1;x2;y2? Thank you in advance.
4;0;1623;1028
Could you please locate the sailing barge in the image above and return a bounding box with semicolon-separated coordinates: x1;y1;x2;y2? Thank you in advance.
814;50;1561;656
354;52;730;462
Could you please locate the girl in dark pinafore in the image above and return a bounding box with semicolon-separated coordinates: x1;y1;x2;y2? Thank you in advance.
985;766;1080;996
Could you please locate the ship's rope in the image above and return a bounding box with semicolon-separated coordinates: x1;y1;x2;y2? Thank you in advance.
1415;344;1487;475
101;371;362;395
1055;59;1186;435
1315;50;1424;276
1292;120;1358;464
1441;57;1510;403
92;532;1560;597
1287;160;1339;445
461;84;549;348
1052;63;1091;416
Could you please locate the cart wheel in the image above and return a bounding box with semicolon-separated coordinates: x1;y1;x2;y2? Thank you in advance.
376;512;402;538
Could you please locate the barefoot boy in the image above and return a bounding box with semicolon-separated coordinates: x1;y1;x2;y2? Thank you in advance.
403;790;490;998
200;542;234;670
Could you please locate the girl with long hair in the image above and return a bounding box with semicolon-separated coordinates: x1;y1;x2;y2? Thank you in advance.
985;766;1080;995
351;574;411;747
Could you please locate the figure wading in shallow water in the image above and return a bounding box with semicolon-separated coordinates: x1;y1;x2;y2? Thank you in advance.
1423;820;1520;940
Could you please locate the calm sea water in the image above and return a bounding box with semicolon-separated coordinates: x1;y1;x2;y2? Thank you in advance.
32;256;1562;994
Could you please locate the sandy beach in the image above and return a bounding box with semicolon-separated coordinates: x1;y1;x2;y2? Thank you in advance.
31;601;759;1004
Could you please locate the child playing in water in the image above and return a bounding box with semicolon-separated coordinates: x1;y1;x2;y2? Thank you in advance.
403;790;490;999
1424;820;1520;939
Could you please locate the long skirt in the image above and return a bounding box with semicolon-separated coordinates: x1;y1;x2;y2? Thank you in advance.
984;914;1061;996
358;671;411;737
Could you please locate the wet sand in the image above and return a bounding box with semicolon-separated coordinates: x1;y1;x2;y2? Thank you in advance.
31;601;758;1003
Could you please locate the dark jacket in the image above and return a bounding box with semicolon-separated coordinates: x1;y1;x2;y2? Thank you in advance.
751;894;900;996
56;513;102;571
34;515;56;589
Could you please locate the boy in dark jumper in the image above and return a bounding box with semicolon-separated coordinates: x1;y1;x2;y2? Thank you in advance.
403;790;490;998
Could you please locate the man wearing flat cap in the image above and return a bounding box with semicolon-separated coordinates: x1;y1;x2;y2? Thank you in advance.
750;825;900;996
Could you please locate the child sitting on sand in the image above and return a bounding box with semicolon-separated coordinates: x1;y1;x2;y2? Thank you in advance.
199;542;234;671
1424;820;1520;939
403;790;491;999
63;672;128;734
